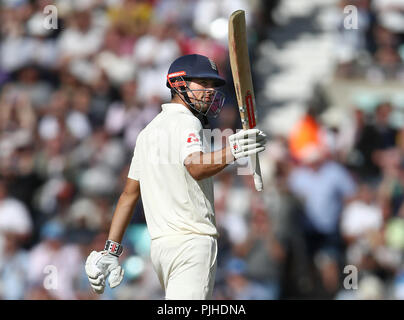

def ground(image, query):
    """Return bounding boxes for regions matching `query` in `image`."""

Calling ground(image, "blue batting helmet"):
[166,54,226,88]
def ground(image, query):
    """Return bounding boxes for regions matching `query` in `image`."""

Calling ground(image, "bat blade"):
[228,10,263,192]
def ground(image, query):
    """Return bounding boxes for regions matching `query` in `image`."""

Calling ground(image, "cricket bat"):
[228,10,263,192]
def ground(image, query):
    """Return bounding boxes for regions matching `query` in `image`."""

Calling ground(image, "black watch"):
[104,240,123,257]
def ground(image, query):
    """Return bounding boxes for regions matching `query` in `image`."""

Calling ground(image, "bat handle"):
[250,153,263,191]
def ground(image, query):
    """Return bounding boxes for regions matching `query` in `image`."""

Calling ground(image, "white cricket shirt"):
[128,103,218,240]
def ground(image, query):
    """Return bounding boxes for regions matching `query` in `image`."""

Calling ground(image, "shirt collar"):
[161,103,195,116]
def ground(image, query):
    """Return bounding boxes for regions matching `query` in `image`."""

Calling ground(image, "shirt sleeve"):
[128,137,141,181]
[179,116,204,165]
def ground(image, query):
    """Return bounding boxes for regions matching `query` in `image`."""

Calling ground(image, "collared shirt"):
[128,103,218,240]
[288,161,356,234]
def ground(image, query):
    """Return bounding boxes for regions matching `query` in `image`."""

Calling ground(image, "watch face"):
[105,240,123,256]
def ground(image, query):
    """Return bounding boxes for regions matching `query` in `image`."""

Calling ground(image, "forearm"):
[186,146,235,180]
[108,191,140,243]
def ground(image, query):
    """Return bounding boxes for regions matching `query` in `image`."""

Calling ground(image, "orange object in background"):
[288,114,324,162]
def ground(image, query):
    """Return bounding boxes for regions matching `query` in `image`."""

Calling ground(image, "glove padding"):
[85,250,124,294]
[229,128,266,160]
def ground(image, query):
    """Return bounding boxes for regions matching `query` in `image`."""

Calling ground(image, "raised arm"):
[184,128,266,181]
[184,147,234,181]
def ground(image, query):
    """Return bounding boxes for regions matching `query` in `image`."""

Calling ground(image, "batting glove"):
[228,128,266,160]
[85,242,125,294]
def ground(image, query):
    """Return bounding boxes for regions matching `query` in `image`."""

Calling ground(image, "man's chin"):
[192,101,209,112]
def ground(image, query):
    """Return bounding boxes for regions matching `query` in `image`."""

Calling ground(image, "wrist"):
[225,145,236,163]
[104,240,123,257]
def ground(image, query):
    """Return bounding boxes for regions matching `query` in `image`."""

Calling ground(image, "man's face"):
[186,78,217,113]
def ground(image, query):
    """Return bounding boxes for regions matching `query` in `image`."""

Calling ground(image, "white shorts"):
[150,233,217,300]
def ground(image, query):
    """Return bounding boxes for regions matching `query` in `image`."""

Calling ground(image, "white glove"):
[85,250,125,294]
[228,128,266,160]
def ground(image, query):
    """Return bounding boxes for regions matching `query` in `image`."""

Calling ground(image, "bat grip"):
[250,153,263,191]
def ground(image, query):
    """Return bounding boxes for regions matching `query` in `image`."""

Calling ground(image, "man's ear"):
[170,89,176,99]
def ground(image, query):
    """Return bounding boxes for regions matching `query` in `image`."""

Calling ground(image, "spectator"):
[0,85,37,133]
[105,80,159,150]
[0,231,30,299]
[234,202,286,300]
[288,143,357,257]
[27,220,82,300]
[222,257,273,300]
[0,177,33,259]
[9,65,53,111]
[96,26,136,86]
[377,148,403,218]
[340,183,384,245]
[57,7,105,67]
[288,141,357,297]
[338,102,398,182]
[66,86,93,141]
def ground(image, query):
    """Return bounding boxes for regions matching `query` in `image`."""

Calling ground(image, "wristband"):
[104,240,123,257]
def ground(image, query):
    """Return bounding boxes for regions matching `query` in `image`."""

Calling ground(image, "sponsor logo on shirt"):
[187,133,200,143]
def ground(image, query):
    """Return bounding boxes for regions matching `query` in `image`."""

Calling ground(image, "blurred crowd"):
[2,0,404,301]
[247,100,404,300]
[0,0,272,300]
[335,0,404,80]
